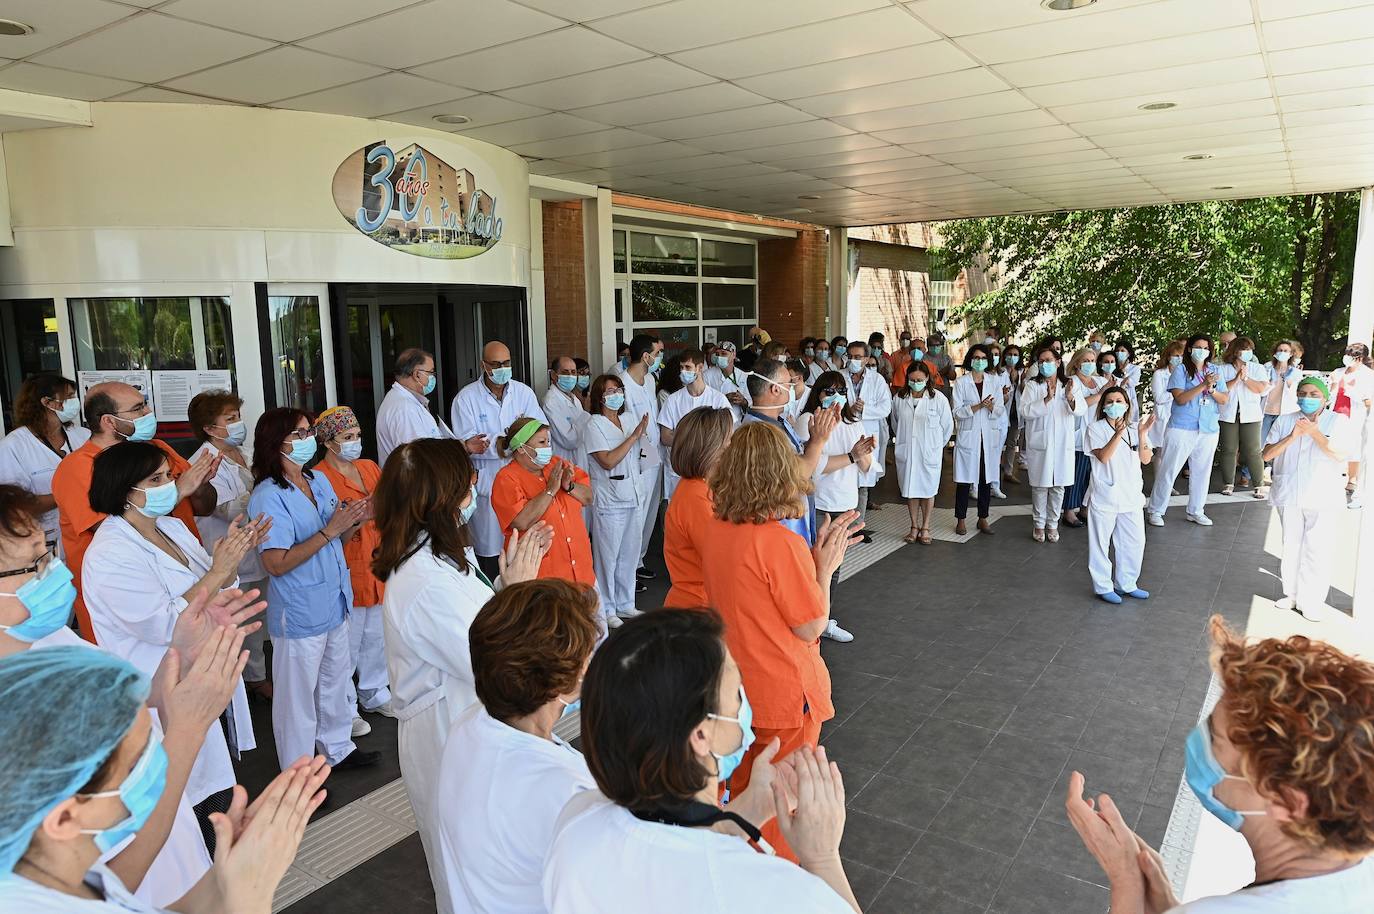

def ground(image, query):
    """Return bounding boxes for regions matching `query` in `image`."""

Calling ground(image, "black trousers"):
[955,451,992,520]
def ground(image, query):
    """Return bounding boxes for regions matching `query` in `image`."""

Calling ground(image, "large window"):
[928,268,955,335]
[612,228,756,358]
[0,299,60,431]
[267,295,327,415]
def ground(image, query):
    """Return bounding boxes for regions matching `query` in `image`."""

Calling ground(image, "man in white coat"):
[843,341,891,539]
[705,339,752,422]
[618,333,664,584]
[375,348,454,465]
[542,355,590,470]
[451,340,547,579]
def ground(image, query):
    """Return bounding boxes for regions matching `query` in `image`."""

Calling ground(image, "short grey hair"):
[394,348,433,379]
[745,358,787,400]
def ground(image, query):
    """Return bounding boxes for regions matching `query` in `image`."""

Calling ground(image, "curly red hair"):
[1209,616,1374,856]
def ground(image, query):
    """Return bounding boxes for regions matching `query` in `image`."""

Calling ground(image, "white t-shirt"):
[542,791,854,914]
[582,413,640,510]
[438,703,593,914]
[1166,857,1374,913]
[1085,418,1146,513]
[795,412,864,512]
[0,863,166,912]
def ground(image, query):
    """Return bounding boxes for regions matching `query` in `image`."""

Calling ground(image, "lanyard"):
[401,535,494,589]
[629,800,773,855]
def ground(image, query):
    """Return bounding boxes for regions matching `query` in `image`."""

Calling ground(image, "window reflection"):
[268,296,327,415]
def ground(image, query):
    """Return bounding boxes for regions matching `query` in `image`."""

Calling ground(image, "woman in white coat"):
[1019,344,1086,543]
[842,343,891,524]
[986,343,1012,499]
[952,345,1004,536]
[0,374,90,550]
[893,362,953,544]
[370,438,551,914]
[1085,387,1155,604]
[1327,342,1374,509]
[81,442,266,830]
[1263,377,1358,621]
[1063,349,1109,528]
[583,374,649,627]
[1147,341,1184,455]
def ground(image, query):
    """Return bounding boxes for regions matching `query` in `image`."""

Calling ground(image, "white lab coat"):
[893,393,953,499]
[1085,419,1147,513]
[1328,364,1374,428]
[542,386,590,470]
[192,443,265,582]
[1148,367,1175,449]
[376,381,454,466]
[704,364,751,422]
[1264,362,1303,417]
[542,791,855,914]
[657,385,730,498]
[30,627,210,908]
[584,413,643,615]
[450,379,547,557]
[381,540,495,914]
[845,369,892,486]
[1218,362,1272,424]
[437,703,594,914]
[0,424,90,544]
[82,515,253,806]
[1019,378,1087,487]
[952,373,1005,484]
[1072,374,1107,450]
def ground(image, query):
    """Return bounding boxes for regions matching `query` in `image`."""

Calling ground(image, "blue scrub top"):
[248,472,352,639]
[1167,363,1226,434]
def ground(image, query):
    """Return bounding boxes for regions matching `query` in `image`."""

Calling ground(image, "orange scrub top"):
[663,476,713,608]
[52,438,201,641]
[315,459,385,608]
[491,456,595,586]
[893,357,945,391]
[697,516,833,731]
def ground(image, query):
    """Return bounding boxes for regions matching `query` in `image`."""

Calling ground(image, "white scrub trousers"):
[240,577,269,683]
[1087,507,1145,595]
[1278,506,1336,610]
[272,623,357,770]
[1148,427,1219,518]
[592,505,640,616]
[634,471,662,566]
[1031,486,1065,529]
[346,604,391,711]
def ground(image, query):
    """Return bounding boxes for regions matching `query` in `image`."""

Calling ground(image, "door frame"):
[263,282,337,409]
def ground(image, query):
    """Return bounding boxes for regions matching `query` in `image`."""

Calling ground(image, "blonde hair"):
[1065,348,1095,376]
[1155,340,1185,370]
[708,422,811,524]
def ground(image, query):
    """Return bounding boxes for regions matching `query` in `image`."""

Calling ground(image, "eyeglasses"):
[113,401,148,415]
[285,428,314,441]
[484,359,513,368]
[819,386,844,397]
[0,545,56,581]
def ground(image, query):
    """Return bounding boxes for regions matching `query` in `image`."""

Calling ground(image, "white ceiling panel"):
[1281,86,1374,111]
[741,133,890,163]
[165,47,386,105]
[1284,103,1374,125]
[568,83,767,127]
[515,0,670,19]
[500,58,713,109]
[969,157,1130,181]
[0,62,138,101]
[843,164,967,187]
[875,109,1060,145]
[1046,79,1273,126]
[1115,141,1289,167]
[556,141,713,168]
[1266,36,1374,74]
[1021,57,1270,108]
[833,90,1034,133]
[790,68,1008,119]
[0,0,134,57]
[775,145,931,172]
[511,128,663,158]
[904,0,1160,38]
[108,86,236,104]
[936,137,1098,166]
[1274,64,1374,95]
[666,161,784,182]
[668,7,938,80]
[897,124,1081,156]
[409,27,647,92]
[1070,99,1277,138]
[275,72,469,118]
[691,120,855,153]
[588,0,888,55]
[31,13,274,84]
[635,103,813,141]
[1087,117,1282,150]
[160,0,415,42]
[632,154,755,177]
[299,0,565,69]
[464,113,616,147]
[734,42,977,101]
[993,27,1260,88]
[378,94,550,131]
[1263,6,1374,50]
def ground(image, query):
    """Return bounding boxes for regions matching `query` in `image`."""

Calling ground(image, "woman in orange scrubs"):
[662,406,734,608]
[697,422,858,860]
[491,417,595,586]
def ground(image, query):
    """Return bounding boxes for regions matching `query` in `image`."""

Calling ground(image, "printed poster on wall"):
[332,139,503,260]
[151,370,234,422]
[77,370,153,407]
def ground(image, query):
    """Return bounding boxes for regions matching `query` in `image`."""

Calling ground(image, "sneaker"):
[1186,513,1213,526]
[1275,596,1296,611]
[1350,495,1364,510]
[635,567,657,580]
[1116,588,1151,600]
[351,716,372,738]
[1253,486,1269,500]
[616,607,643,620]
[1297,603,1328,622]
[1221,485,1233,497]
[1146,513,1165,527]
[364,700,397,718]
[990,485,1007,499]
[604,614,623,629]
[334,749,381,771]
[1097,591,1124,604]
[821,620,854,643]
[635,581,648,593]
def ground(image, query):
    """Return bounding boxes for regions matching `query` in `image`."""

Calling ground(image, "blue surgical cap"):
[0,645,148,872]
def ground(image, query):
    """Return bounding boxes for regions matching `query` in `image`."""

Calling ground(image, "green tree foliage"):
[932,192,1361,369]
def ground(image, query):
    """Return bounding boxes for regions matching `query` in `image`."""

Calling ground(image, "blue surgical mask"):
[1007,355,1020,366]
[556,374,578,393]
[1191,347,1209,363]
[991,355,1001,367]
[422,374,437,396]
[1184,720,1265,831]
[931,345,943,354]
[1298,397,1323,415]
[618,357,629,371]
[220,421,247,447]
[1117,350,1129,362]
[707,685,755,783]
[51,397,81,424]
[847,358,864,374]
[131,481,178,518]
[123,412,158,442]
[1090,341,1102,351]
[872,346,883,356]
[577,375,590,391]
[971,358,988,372]
[651,353,663,372]
[605,393,626,411]
[1274,351,1291,362]
[526,445,553,467]
[1079,363,1097,376]
[815,349,830,360]
[1040,361,1057,378]
[1240,350,1255,363]
[681,370,698,385]
[490,366,513,386]
[78,729,169,853]
[0,556,77,643]
[909,348,924,361]
[909,380,927,393]
[715,355,731,370]
[804,347,815,357]
[1104,402,1128,420]
[821,393,846,409]
[1170,355,1184,368]
[337,439,363,461]
[459,496,477,524]
[558,696,580,720]
[288,436,317,466]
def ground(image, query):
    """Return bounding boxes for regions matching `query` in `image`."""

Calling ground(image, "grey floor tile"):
[927,795,1035,858]
[1136,803,1174,849]
[850,773,952,831]
[825,718,922,771]
[882,742,973,792]
[954,672,1034,703]
[980,733,1074,780]
[955,760,1059,817]
[1001,705,1089,745]
[974,653,1050,681]
[896,832,1013,908]
[840,809,923,874]
[1017,818,1110,887]
[916,717,1000,757]
[869,877,987,914]
[932,691,1017,730]
[1054,748,1158,807]
[899,659,974,690]
[990,860,1111,914]
[842,859,894,911]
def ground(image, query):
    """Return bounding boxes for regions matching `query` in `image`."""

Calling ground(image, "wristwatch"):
[847,452,856,464]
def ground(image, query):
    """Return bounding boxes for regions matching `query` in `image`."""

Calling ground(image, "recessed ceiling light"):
[1041,0,1097,10]
[1213,185,1235,190]
[797,194,822,200]
[1183,153,1214,161]
[1138,101,1177,111]
[0,18,33,36]
[432,114,471,125]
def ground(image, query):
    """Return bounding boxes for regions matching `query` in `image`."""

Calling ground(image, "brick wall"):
[541,200,588,363]
[757,228,828,348]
